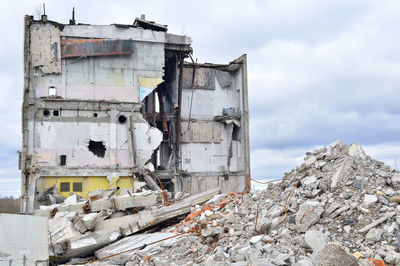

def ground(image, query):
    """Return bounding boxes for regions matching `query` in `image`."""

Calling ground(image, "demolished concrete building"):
[20,14,250,213]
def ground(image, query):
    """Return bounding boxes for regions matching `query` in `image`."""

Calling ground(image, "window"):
[73,182,82,192]
[60,155,66,166]
[60,182,70,192]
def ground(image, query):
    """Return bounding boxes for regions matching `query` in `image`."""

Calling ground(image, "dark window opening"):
[118,115,127,124]
[43,109,50,117]
[93,112,98,117]
[73,182,82,192]
[60,182,70,192]
[88,140,106,158]
[160,179,174,192]
[232,125,240,141]
[53,110,59,116]
[60,155,66,166]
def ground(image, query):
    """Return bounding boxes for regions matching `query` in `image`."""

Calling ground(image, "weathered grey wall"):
[31,112,162,168]
[34,42,164,102]
[28,23,165,170]
[180,67,244,173]
[22,18,249,212]
[0,214,48,265]
[178,64,248,194]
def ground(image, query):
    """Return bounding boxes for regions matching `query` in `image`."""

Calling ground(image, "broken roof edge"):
[184,54,247,72]
[133,17,168,32]
[25,15,192,41]
[26,15,65,30]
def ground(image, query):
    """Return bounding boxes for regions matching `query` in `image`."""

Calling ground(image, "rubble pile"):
[38,182,218,263]
[91,140,400,266]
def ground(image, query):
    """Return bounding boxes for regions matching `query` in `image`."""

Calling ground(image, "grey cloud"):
[1,0,400,196]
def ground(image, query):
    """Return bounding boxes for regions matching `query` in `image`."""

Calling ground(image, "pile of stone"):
[90,140,400,266]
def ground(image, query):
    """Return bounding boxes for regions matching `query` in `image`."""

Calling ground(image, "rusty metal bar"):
[157,89,168,133]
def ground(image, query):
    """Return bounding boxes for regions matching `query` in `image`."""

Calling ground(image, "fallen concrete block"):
[34,202,86,217]
[73,210,110,234]
[358,212,396,233]
[392,173,400,188]
[89,191,160,212]
[34,191,160,217]
[143,174,161,191]
[49,215,80,244]
[295,201,323,233]
[348,143,366,159]
[51,188,219,263]
[312,244,358,266]
[94,232,179,264]
[305,229,327,253]
[89,189,115,202]
[331,158,351,189]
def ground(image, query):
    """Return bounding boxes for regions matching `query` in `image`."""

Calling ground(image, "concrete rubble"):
[41,187,219,263]
[34,140,400,265]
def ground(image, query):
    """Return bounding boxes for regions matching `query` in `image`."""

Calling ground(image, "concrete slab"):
[95,232,179,264]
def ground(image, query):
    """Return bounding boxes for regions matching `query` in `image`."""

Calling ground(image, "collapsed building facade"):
[20,14,250,213]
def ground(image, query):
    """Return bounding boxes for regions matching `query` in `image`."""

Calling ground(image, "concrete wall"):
[34,42,164,102]
[0,214,48,265]
[178,63,249,194]
[180,66,245,174]
[27,22,165,171]
[21,18,249,211]
[31,111,162,168]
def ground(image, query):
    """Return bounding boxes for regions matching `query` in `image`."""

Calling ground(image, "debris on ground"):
[40,140,400,265]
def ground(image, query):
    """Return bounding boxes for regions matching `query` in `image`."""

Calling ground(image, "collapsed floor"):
[41,140,400,265]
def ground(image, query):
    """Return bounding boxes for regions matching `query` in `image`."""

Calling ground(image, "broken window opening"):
[88,140,106,158]
[53,110,59,116]
[232,125,240,141]
[118,115,127,124]
[60,155,66,166]
[48,86,56,96]
[73,182,82,192]
[43,109,50,117]
[60,182,70,192]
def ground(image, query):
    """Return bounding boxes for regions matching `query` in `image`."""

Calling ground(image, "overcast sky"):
[1,0,400,196]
